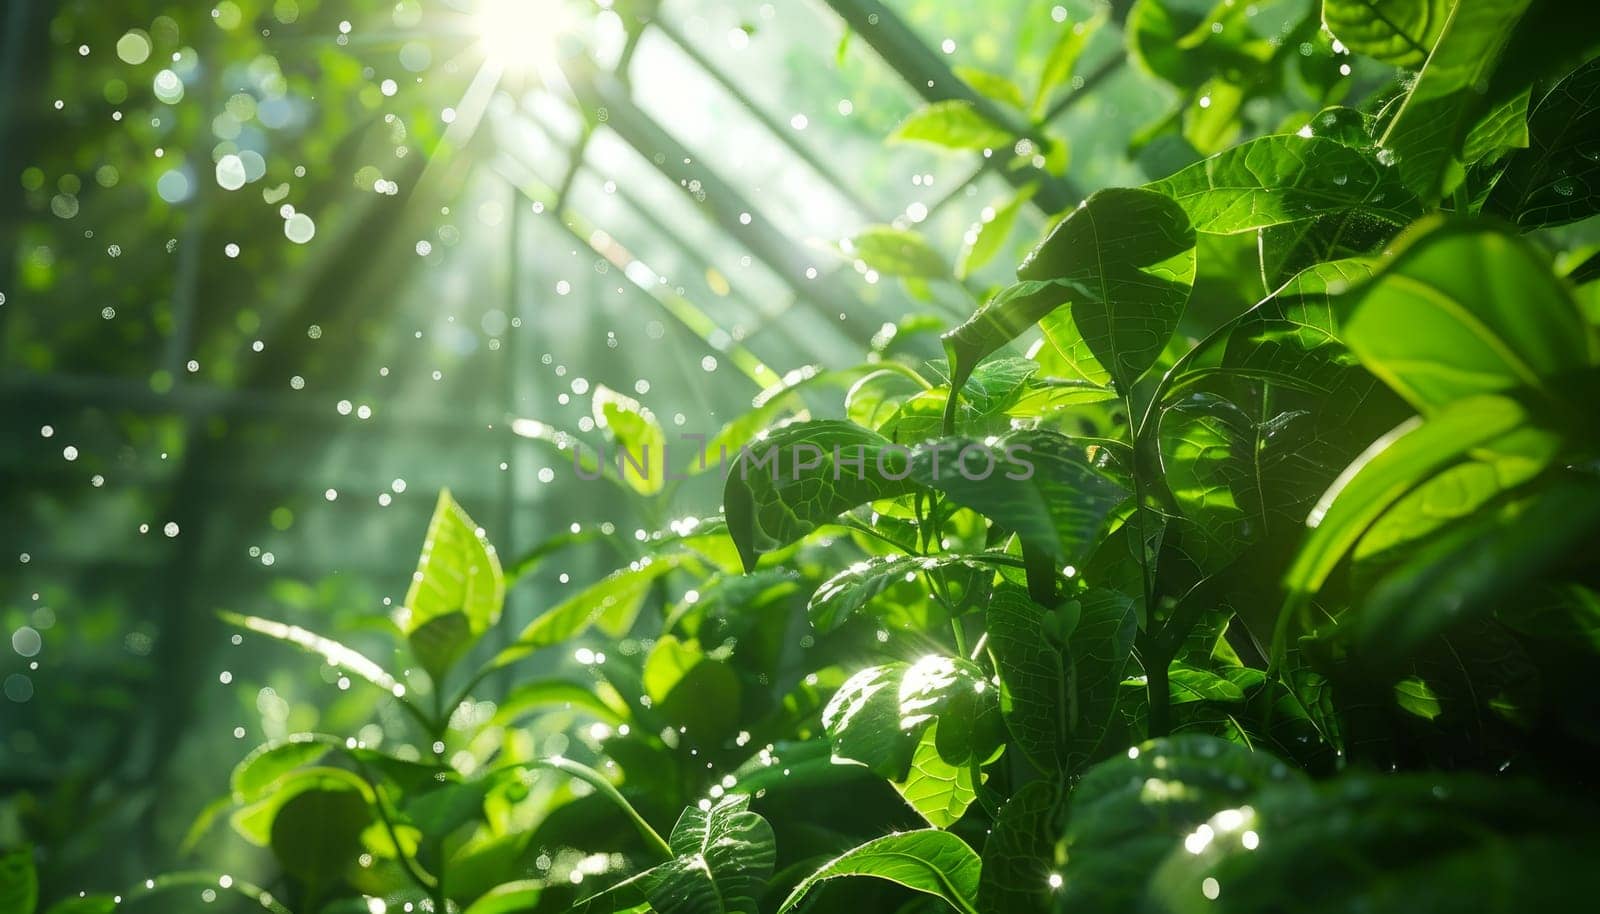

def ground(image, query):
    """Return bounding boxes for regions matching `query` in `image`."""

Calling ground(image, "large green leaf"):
[1342,220,1590,415]
[1378,0,1536,203]
[977,780,1066,914]
[1147,135,1421,234]
[1488,57,1600,230]
[944,187,1196,393]
[1146,773,1600,913]
[1322,0,1452,68]
[723,420,922,572]
[1057,735,1304,912]
[488,554,684,671]
[821,655,992,779]
[1339,476,1600,669]
[777,830,981,914]
[986,586,1137,772]
[268,780,373,893]
[462,880,545,914]
[402,489,505,680]
[1275,394,1543,655]
[575,795,776,914]
[909,429,1129,570]
[889,100,1013,152]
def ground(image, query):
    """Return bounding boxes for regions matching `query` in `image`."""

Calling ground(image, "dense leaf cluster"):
[11,0,1600,912]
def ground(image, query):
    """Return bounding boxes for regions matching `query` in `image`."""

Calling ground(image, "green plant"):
[11,1,1600,912]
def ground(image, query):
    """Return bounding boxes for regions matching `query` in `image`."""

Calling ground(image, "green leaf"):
[462,880,544,914]
[956,184,1036,279]
[268,780,373,893]
[977,780,1066,914]
[231,734,338,801]
[219,611,405,698]
[491,678,629,728]
[1341,476,1600,669]
[1342,219,1590,415]
[723,420,922,572]
[821,656,991,779]
[1378,0,1536,203]
[777,830,981,914]
[953,65,1026,110]
[893,726,978,829]
[845,226,950,279]
[1147,135,1421,234]
[1393,676,1443,720]
[1488,57,1600,230]
[663,794,776,914]
[808,553,992,632]
[488,554,683,671]
[643,635,742,743]
[1146,773,1600,913]
[1170,664,1247,703]
[1321,0,1452,68]
[1126,0,1275,91]
[700,365,881,472]
[889,100,1014,152]
[402,490,505,681]
[1057,734,1303,912]
[1032,10,1106,119]
[0,846,37,914]
[909,429,1129,569]
[594,385,668,495]
[986,585,1137,772]
[945,187,1195,392]
[1275,394,1543,655]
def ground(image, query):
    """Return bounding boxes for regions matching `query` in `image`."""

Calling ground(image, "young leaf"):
[488,554,683,671]
[808,553,993,632]
[1487,57,1600,230]
[593,385,668,495]
[219,611,405,698]
[663,794,776,914]
[955,183,1036,279]
[889,100,1014,152]
[1146,135,1421,234]
[986,585,1137,772]
[402,490,505,681]
[723,420,922,572]
[946,187,1195,393]
[1321,0,1452,68]
[953,65,1026,111]
[845,226,951,279]
[1032,11,1105,119]
[1342,220,1590,415]
[777,830,982,914]
[1377,0,1536,203]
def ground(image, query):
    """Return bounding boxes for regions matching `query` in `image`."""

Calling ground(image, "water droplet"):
[284,212,316,244]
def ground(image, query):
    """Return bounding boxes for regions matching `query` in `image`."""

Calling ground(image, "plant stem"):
[528,756,674,861]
